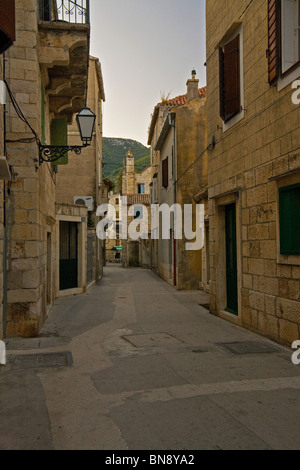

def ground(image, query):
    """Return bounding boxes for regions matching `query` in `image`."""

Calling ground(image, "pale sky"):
[90,0,207,147]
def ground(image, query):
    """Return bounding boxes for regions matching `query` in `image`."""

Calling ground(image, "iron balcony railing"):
[39,0,90,25]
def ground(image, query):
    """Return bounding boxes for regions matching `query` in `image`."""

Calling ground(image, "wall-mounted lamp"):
[208,135,216,150]
[39,107,96,164]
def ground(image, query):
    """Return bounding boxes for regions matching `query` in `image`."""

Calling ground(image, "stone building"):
[0,0,16,339]
[55,55,107,290]
[148,76,207,289]
[2,0,91,337]
[105,192,122,264]
[122,150,152,195]
[121,151,151,268]
[206,0,300,344]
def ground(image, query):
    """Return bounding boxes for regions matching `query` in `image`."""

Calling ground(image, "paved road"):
[1,265,300,450]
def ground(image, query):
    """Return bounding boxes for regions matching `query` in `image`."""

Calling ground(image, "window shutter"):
[0,0,15,54]
[50,118,68,166]
[162,157,169,188]
[223,35,240,122]
[279,184,300,255]
[39,0,52,21]
[268,0,279,83]
[219,47,226,122]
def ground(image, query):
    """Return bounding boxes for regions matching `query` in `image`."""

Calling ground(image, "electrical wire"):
[4,79,40,145]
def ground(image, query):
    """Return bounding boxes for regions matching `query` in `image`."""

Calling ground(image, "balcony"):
[38,0,90,122]
[39,0,90,24]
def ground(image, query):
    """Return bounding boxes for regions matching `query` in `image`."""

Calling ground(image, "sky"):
[89,0,207,147]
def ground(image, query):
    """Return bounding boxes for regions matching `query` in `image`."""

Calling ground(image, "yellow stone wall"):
[149,92,207,290]
[176,96,207,290]
[0,57,4,338]
[206,0,300,344]
[56,57,105,208]
[4,0,57,337]
[55,56,106,283]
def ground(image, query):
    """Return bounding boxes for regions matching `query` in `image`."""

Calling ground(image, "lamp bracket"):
[39,143,88,164]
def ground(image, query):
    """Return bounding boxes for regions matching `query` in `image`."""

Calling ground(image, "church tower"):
[123,150,136,194]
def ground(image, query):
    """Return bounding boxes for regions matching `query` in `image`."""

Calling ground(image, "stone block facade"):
[206,0,300,345]
[148,79,207,290]
[4,0,55,337]
[55,56,107,285]
[2,0,90,337]
[0,57,4,339]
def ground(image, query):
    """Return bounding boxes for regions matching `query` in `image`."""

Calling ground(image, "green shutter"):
[50,118,68,165]
[279,183,300,255]
[41,83,46,144]
[225,203,238,315]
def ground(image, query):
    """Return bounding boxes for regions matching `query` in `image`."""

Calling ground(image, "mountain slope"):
[103,138,151,181]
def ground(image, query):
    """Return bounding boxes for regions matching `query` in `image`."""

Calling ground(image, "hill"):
[103,138,151,182]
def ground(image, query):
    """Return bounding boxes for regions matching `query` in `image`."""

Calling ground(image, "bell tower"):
[124,150,135,194]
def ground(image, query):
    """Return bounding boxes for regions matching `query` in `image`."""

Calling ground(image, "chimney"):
[186,69,199,102]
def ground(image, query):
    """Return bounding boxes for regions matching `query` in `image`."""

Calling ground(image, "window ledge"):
[278,65,300,92]
[277,254,300,266]
[223,109,245,132]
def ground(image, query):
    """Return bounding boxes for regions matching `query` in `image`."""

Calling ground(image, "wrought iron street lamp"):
[39,107,96,164]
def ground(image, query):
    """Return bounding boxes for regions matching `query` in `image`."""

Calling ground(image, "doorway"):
[59,222,78,291]
[225,204,238,315]
[47,232,52,305]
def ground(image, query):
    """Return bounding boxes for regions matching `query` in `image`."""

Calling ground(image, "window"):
[138,184,145,194]
[152,176,158,204]
[219,35,241,122]
[0,0,15,54]
[39,0,52,21]
[162,157,169,188]
[279,183,300,255]
[281,0,300,74]
[268,0,300,83]
[134,206,143,220]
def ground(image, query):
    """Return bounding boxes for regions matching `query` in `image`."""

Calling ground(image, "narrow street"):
[1,265,300,450]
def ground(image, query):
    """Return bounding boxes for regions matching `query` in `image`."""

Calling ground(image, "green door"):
[59,222,78,291]
[225,204,238,315]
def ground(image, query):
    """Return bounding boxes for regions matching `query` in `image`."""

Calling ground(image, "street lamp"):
[39,107,96,164]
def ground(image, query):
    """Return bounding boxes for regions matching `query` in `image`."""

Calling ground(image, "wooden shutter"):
[219,47,226,122]
[0,0,15,54]
[223,35,240,122]
[268,0,279,84]
[162,157,169,188]
[50,118,68,165]
[39,0,52,22]
[279,184,300,255]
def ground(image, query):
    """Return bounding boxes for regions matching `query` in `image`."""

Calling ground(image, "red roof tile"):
[163,87,206,107]
[148,87,206,145]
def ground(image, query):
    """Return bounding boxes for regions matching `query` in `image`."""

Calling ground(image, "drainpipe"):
[2,52,8,338]
[169,113,177,287]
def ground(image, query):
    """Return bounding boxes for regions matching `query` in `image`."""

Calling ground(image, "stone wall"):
[123,151,152,195]
[0,57,4,338]
[5,0,56,337]
[175,96,207,290]
[206,0,300,345]
[55,56,106,284]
